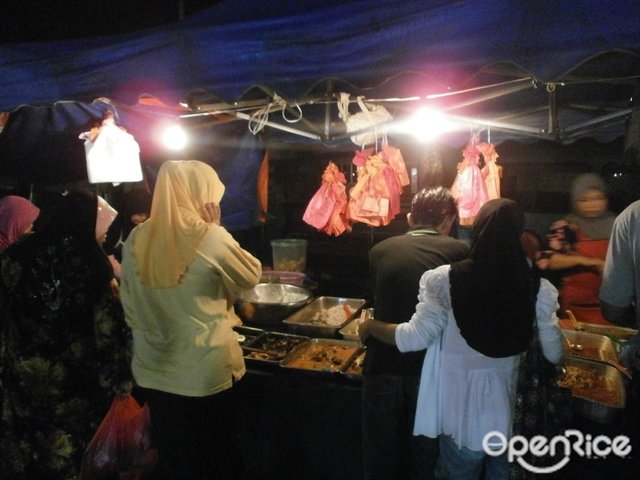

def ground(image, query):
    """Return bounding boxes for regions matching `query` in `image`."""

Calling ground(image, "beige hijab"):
[133,160,225,288]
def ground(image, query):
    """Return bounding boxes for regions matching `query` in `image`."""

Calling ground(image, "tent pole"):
[228,111,322,141]
[324,79,333,138]
[548,84,559,140]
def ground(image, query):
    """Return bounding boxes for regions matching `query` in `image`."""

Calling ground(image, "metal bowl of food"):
[235,283,312,326]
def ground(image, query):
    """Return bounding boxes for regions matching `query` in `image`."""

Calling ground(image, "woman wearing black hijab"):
[360,199,564,480]
[0,190,132,480]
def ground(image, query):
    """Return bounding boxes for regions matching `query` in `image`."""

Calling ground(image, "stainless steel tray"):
[280,338,361,373]
[339,317,361,341]
[233,325,265,347]
[574,322,638,342]
[283,296,366,338]
[339,346,367,380]
[243,331,309,364]
[562,329,620,365]
[557,356,626,424]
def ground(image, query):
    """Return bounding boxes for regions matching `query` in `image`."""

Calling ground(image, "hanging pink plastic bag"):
[303,162,351,236]
[80,394,158,480]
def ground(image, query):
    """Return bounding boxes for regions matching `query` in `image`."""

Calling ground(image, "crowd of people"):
[0,160,262,480]
[1,165,639,480]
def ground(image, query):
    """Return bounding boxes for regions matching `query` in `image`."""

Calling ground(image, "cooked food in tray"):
[557,361,624,407]
[281,339,360,373]
[562,329,619,365]
[243,332,309,363]
[233,325,264,346]
[283,296,366,331]
[245,350,284,362]
[341,348,366,377]
[309,304,354,326]
[339,317,360,341]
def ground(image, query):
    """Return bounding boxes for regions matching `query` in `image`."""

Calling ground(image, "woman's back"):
[0,191,131,480]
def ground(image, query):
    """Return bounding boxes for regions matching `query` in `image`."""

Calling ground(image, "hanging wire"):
[282,103,303,123]
[248,93,304,133]
[248,93,286,134]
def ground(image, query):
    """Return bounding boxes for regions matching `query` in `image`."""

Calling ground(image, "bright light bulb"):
[161,124,188,151]
[407,108,452,141]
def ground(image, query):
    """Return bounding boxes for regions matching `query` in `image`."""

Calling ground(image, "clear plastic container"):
[271,239,307,272]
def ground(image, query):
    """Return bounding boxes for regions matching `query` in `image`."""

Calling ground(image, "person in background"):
[0,190,131,480]
[521,228,544,265]
[103,188,152,278]
[362,186,468,480]
[0,195,40,251]
[359,199,564,480]
[104,187,152,262]
[538,172,615,324]
[120,160,262,480]
[600,198,640,331]
[599,197,640,480]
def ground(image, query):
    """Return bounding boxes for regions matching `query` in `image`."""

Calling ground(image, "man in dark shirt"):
[363,186,469,480]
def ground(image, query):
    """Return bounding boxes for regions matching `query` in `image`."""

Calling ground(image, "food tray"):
[339,347,367,380]
[562,329,620,365]
[233,325,265,347]
[574,322,638,342]
[280,338,361,373]
[283,296,366,338]
[339,317,361,341]
[243,331,309,364]
[557,357,626,424]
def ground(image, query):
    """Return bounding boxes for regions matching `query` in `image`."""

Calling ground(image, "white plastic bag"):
[81,121,143,184]
[338,94,393,147]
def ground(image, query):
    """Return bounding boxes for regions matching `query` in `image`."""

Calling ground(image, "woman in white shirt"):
[120,160,262,480]
[359,198,564,480]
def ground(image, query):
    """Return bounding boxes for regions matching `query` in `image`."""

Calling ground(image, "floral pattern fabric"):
[0,235,132,480]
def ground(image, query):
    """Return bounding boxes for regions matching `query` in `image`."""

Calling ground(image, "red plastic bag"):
[80,394,158,480]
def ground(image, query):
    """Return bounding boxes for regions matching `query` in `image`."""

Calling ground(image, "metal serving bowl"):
[235,283,312,326]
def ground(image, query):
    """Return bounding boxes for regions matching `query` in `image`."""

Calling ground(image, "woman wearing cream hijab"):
[120,160,262,480]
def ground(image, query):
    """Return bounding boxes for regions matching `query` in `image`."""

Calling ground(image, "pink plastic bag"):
[80,395,158,480]
[303,162,351,235]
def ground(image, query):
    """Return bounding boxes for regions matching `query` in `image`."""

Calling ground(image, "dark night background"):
[0,0,216,44]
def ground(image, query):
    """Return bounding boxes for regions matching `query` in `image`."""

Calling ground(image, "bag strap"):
[337,92,351,122]
[356,96,372,115]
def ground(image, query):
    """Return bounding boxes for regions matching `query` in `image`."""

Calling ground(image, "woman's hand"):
[200,202,221,224]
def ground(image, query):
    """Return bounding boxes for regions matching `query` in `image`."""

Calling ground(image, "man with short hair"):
[600,199,640,330]
[362,186,469,480]
[599,198,640,479]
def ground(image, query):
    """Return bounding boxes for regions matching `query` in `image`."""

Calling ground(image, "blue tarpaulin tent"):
[2,0,640,138]
[1,0,640,228]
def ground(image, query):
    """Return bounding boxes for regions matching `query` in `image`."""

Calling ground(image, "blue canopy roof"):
[1,0,639,230]
[1,0,639,144]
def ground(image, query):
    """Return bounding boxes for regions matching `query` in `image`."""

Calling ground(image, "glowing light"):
[402,107,454,141]
[161,124,188,150]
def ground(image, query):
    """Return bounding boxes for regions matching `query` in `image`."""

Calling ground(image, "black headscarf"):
[449,198,536,357]
[31,190,113,284]
[2,190,114,318]
[34,190,99,242]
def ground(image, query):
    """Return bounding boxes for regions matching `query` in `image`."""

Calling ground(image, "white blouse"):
[395,265,564,451]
